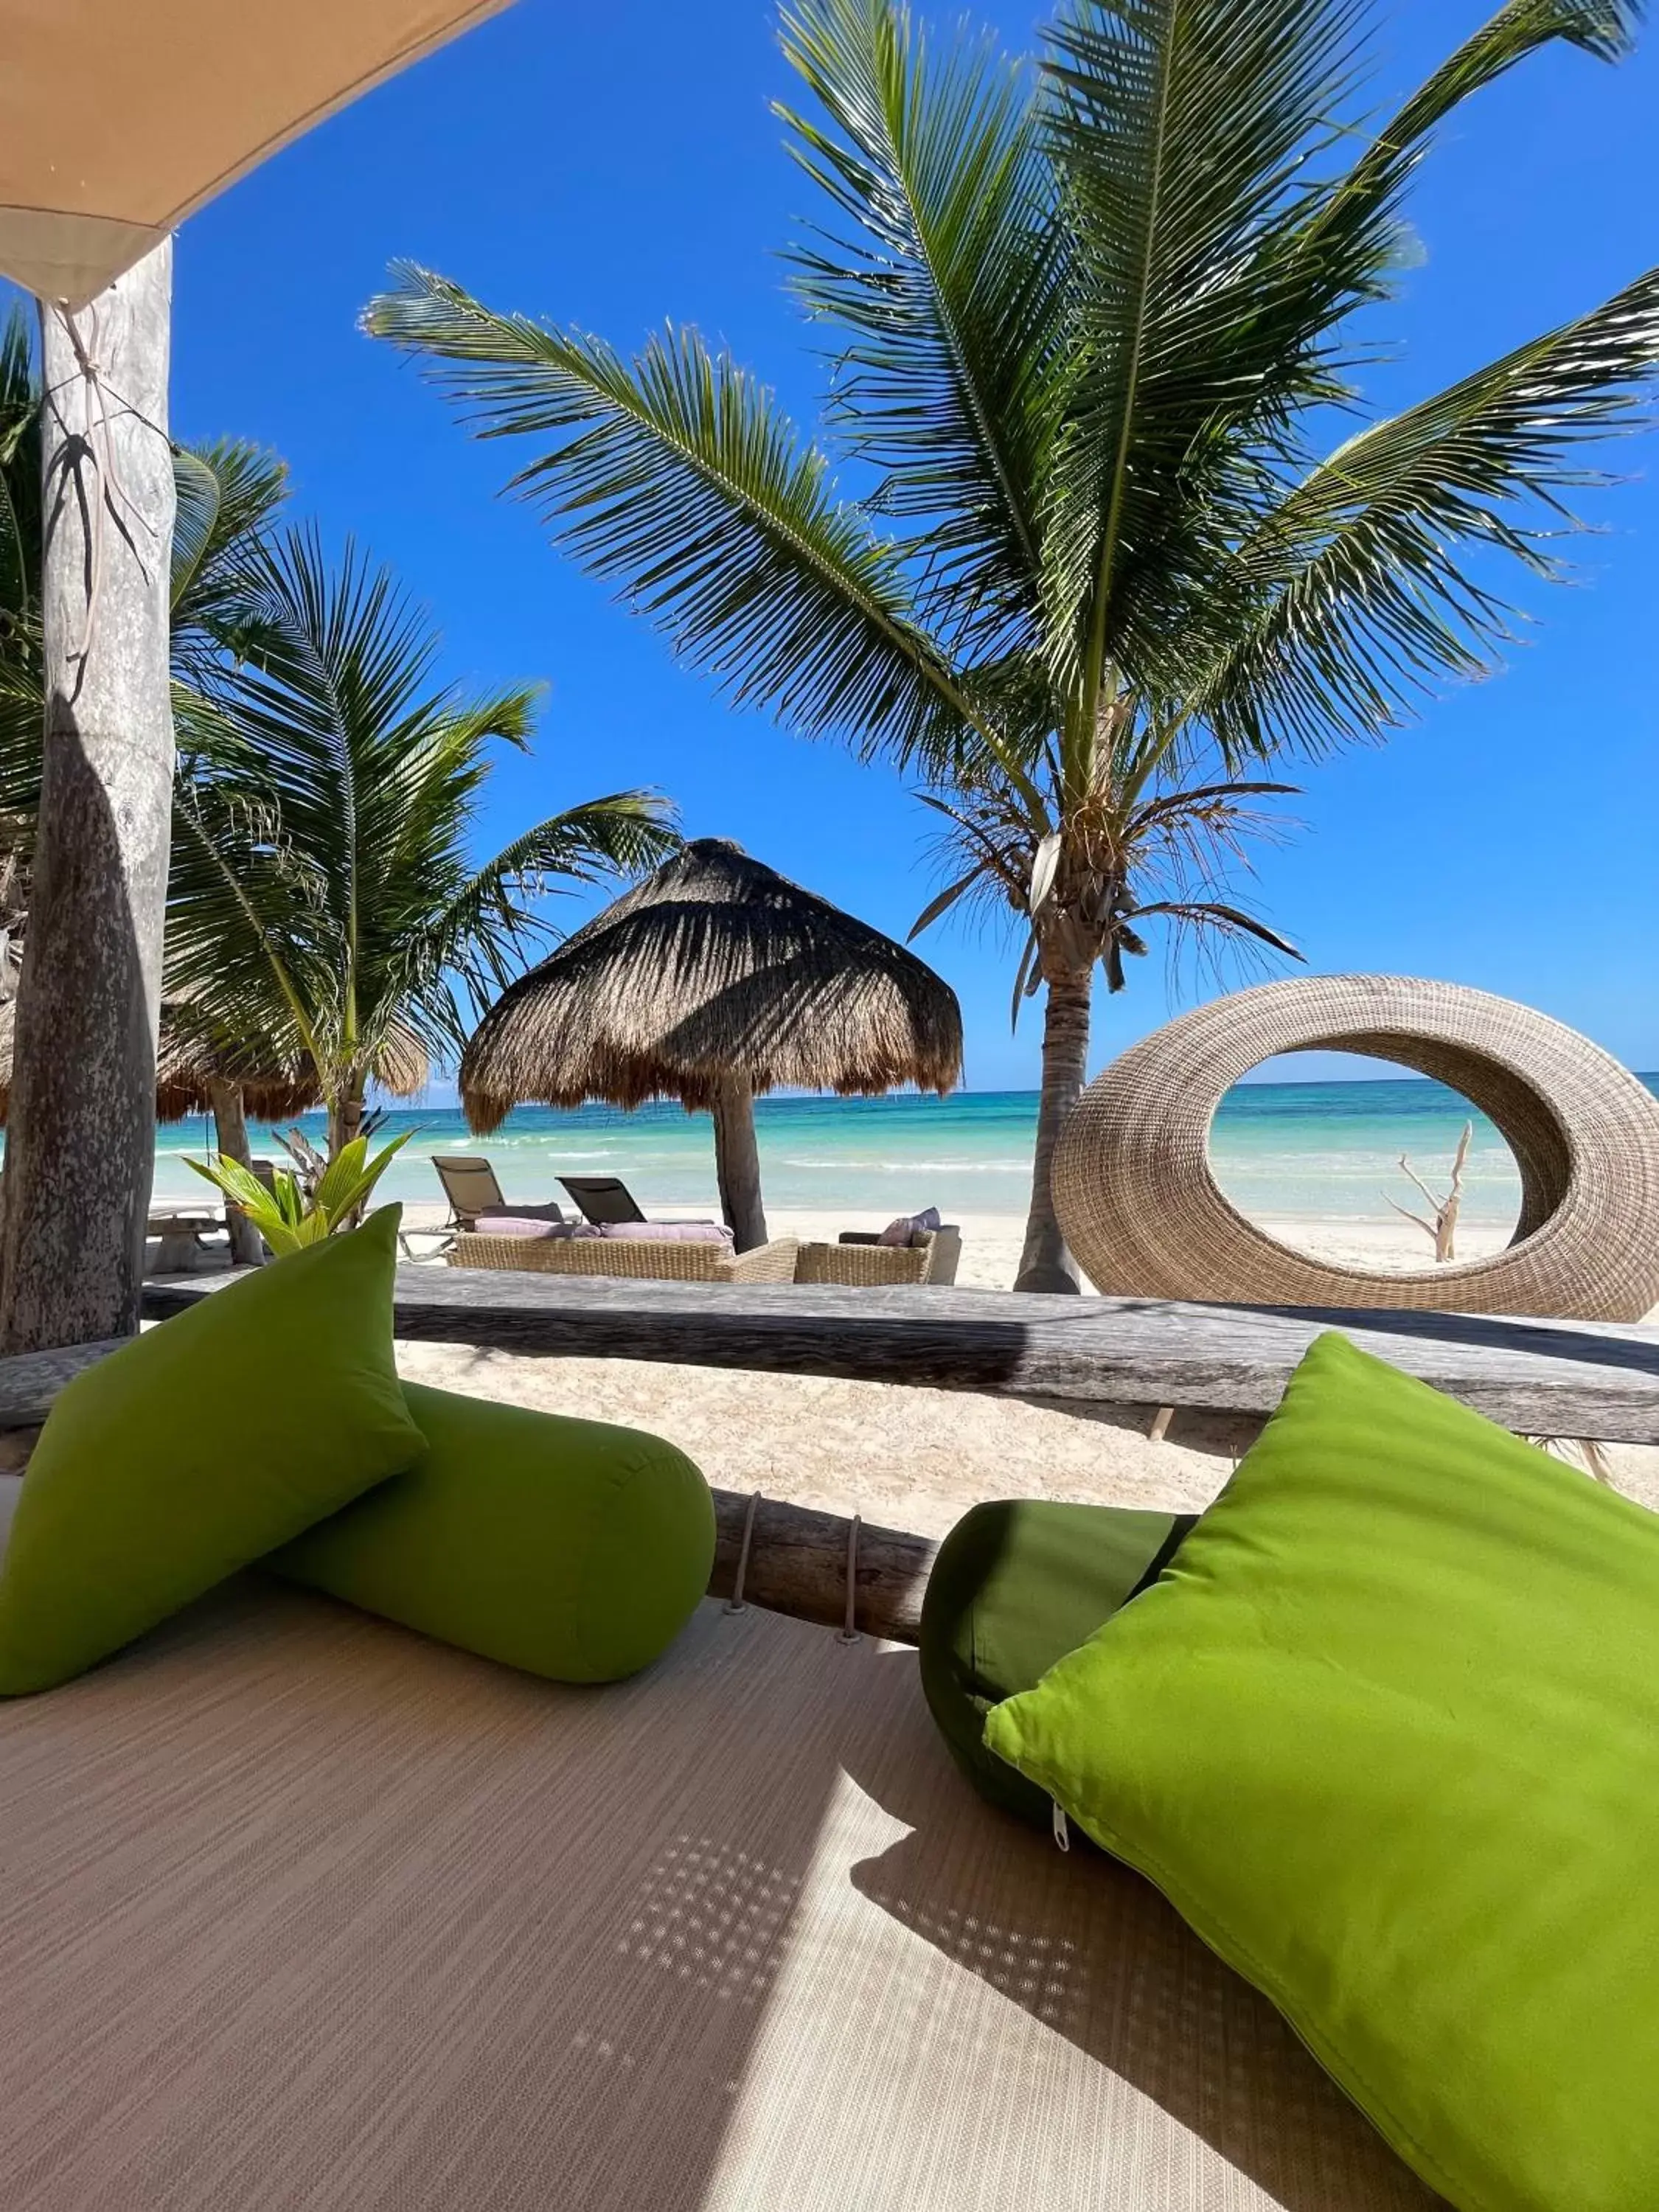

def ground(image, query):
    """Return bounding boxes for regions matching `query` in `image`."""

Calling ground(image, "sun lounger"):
[0,1577,1433,2210]
[557,1174,650,1225]
[432,1154,566,1233]
[794,1226,963,1287]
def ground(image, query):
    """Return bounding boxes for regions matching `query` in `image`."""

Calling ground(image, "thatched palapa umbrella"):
[0,996,319,1130]
[461,840,964,1250]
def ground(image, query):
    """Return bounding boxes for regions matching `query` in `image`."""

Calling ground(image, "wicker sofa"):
[448,1231,801,1284]
[793,1227,962,1287]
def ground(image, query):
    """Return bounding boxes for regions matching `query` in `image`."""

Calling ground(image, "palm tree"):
[0,301,292,964]
[365,0,1659,1287]
[167,527,679,1158]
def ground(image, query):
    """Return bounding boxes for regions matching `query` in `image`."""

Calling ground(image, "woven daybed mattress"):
[0,1583,1440,2211]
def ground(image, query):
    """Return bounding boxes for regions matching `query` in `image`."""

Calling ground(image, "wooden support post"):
[712,1075,768,1252]
[209,1079,265,1268]
[0,240,175,1352]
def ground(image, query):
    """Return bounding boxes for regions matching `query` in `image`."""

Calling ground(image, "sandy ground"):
[393,1338,1659,1539]
[394,1338,1267,1537]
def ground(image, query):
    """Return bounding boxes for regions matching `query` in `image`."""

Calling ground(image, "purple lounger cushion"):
[473,1217,595,1241]
[599,1222,734,1245]
[878,1206,942,1248]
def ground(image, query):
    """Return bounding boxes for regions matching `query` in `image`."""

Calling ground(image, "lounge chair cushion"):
[475,1216,597,1240]
[475,1211,587,1238]
[985,1330,1659,2212]
[270,1382,716,1683]
[598,1221,732,1245]
[919,1498,1192,1827]
[0,1208,422,1695]
[877,1206,941,1247]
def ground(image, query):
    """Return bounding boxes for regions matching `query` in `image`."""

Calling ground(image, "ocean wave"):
[779,1155,1028,1173]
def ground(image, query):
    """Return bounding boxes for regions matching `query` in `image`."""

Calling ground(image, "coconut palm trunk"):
[327,1086,366,1161]
[209,1077,265,1267]
[1015,964,1092,1293]
[712,1076,768,1251]
[0,240,175,1352]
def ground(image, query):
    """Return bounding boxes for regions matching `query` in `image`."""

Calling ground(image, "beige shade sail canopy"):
[0,0,513,305]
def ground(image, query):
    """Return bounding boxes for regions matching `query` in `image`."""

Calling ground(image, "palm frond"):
[169,438,289,684]
[417,791,681,1028]
[1037,0,1373,700]
[777,0,1063,652]
[1199,265,1659,759]
[0,305,41,629]
[1324,0,1641,253]
[171,525,669,1105]
[364,264,979,766]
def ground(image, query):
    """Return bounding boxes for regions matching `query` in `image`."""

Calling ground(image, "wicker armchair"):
[793,1227,961,1287]
[448,1233,800,1284]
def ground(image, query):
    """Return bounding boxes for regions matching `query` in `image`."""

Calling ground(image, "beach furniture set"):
[434,1152,965,1286]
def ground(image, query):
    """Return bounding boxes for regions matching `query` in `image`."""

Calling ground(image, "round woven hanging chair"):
[1052,975,1659,1322]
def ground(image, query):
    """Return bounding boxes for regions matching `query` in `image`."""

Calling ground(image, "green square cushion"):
[269,1381,716,1682]
[0,1208,422,1695]
[985,1332,1659,2212]
[919,1498,1193,1826]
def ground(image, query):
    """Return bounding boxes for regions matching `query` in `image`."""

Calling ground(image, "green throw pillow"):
[985,1332,1659,2212]
[919,1497,1193,1827]
[270,1381,716,1682]
[0,1207,422,1695]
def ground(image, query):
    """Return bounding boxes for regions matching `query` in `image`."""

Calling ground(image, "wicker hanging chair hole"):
[1202,1051,1524,1275]
[1052,977,1659,1323]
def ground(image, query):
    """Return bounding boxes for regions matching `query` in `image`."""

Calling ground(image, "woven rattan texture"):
[0,1579,1440,2210]
[1054,976,1659,1320]
[448,1234,801,1283]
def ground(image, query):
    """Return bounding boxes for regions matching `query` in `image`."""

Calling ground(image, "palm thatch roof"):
[460,838,963,1131]
[0,995,322,1126]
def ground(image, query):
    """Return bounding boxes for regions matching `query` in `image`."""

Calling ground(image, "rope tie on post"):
[839,1514,862,1644]
[724,1490,762,1613]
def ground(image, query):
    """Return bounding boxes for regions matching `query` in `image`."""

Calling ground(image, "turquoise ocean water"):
[149,1074,1659,1229]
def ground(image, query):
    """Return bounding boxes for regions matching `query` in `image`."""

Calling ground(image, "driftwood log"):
[708,1489,938,1644]
[0,1338,125,1427]
[142,1267,1659,1444]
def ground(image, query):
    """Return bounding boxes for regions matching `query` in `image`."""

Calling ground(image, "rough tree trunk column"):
[1015,964,1093,1294]
[712,1077,768,1252]
[327,1091,364,1160]
[209,1079,265,1268]
[0,242,175,1352]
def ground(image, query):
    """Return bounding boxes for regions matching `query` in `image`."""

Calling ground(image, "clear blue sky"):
[31,1,1659,1085]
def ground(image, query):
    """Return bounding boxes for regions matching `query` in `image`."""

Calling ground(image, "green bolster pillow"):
[919,1496,1194,1827]
[269,1382,716,1683]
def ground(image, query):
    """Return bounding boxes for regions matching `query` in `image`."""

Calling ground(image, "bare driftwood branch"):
[1386,1121,1473,1265]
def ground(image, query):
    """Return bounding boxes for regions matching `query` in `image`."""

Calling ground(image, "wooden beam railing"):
[142,1267,1659,1444]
